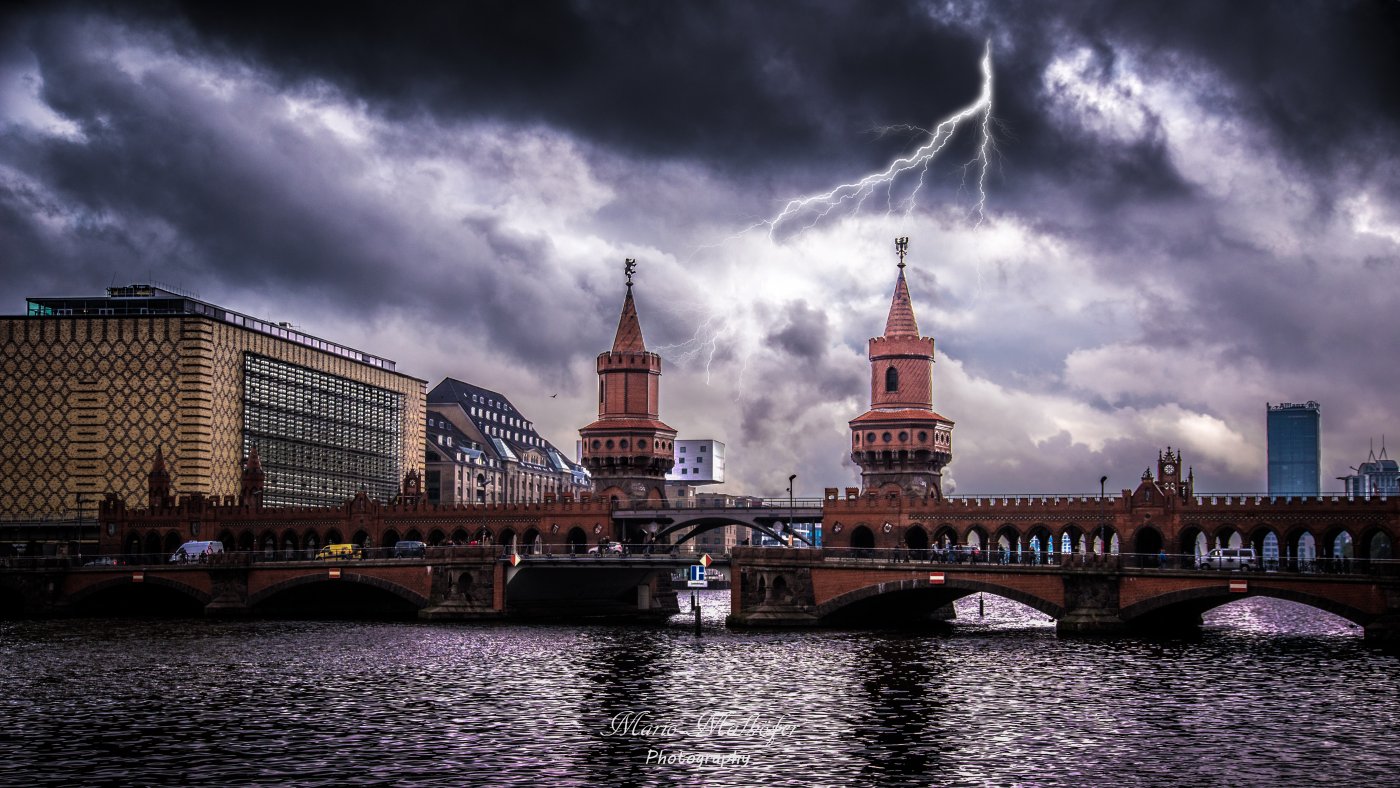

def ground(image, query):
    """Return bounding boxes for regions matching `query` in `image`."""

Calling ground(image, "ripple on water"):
[0,595,1396,787]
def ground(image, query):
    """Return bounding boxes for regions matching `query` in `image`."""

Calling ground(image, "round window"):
[898,432,909,441]
[918,431,928,442]
[639,440,647,449]
[591,440,600,450]
[866,432,877,443]
[620,439,629,449]
[882,432,892,443]
[605,439,614,449]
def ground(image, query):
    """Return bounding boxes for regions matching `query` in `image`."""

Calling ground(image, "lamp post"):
[1099,475,1108,558]
[787,474,796,548]
[75,492,83,563]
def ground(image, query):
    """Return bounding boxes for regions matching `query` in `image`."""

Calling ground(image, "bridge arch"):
[815,577,1066,624]
[1362,528,1392,560]
[1121,585,1373,629]
[653,517,791,547]
[68,574,211,615]
[248,571,428,611]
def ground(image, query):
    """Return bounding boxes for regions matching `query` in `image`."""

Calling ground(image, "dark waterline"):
[1,594,1396,787]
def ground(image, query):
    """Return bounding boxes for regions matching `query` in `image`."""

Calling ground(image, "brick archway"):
[814,577,1066,623]
[248,571,428,609]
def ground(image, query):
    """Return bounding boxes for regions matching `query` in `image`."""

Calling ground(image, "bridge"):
[0,547,690,622]
[611,498,824,547]
[727,546,1400,645]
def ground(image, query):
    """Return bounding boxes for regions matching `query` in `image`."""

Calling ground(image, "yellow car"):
[316,543,362,561]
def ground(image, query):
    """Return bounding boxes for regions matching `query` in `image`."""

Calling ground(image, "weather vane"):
[895,237,909,270]
[624,258,637,289]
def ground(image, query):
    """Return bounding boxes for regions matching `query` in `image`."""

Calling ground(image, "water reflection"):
[0,594,1396,787]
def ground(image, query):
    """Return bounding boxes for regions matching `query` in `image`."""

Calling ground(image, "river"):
[0,592,1395,787]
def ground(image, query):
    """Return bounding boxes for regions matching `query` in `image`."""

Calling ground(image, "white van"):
[170,540,225,563]
[1201,547,1256,571]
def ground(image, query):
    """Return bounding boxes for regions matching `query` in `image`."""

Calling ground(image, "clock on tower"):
[1159,447,1182,494]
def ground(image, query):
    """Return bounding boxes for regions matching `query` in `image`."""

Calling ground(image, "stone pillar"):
[1056,572,1128,636]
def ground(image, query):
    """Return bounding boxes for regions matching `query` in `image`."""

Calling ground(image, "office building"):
[1267,401,1321,496]
[1,285,426,516]
[1338,441,1399,497]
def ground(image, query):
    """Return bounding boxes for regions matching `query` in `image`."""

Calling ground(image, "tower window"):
[885,366,899,392]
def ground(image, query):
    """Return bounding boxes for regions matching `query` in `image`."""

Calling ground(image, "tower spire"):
[884,237,920,338]
[611,258,645,353]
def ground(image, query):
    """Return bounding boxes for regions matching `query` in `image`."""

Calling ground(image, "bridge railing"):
[614,498,826,511]
[739,546,1400,578]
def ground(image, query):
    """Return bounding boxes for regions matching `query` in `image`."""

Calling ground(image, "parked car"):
[392,540,426,558]
[84,556,120,567]
[588,540,625,555]
[1200,547,1256,571]
[170,541,225,563]
[316,543,362,561]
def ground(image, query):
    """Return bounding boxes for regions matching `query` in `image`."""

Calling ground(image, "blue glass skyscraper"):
[1267,402,1321,495]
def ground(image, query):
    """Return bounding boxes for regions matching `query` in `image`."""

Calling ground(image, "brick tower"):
[579,259,677,505]
[849,237,954,498]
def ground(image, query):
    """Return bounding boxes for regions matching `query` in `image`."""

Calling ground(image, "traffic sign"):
[699,554,712,567]
[510,553,522,567]
[687,564,708,588]
[929,572,945,585]
[1229,580,1247,593]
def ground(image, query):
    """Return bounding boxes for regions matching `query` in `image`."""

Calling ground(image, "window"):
[699,446,706,452]
[885,366,899,392]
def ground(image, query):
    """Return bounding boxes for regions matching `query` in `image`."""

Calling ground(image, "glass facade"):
[243,353,404,507]
[1267,402,1321,496]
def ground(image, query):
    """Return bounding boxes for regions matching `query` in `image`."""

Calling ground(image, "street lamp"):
[787,474,797,548]
[1099,475,1108,558]
[76,492,83,563]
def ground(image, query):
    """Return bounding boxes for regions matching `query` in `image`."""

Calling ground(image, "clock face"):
[1163,463,1176,475]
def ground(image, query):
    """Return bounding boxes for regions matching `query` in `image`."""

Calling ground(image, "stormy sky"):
[3,1,1398,497]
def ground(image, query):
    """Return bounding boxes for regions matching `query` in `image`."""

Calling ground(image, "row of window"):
[243,354,404,507]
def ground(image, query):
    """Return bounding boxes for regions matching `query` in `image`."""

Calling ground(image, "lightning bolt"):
[755,40,996,238]
[666,42,997,393]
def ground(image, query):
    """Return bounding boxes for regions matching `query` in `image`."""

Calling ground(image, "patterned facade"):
[1,290,425,519]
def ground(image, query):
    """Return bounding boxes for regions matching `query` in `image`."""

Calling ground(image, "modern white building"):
[666,439,725,485]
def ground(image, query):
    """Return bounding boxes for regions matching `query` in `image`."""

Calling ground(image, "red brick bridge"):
[0,549,684,621]
[727,546,1400,644]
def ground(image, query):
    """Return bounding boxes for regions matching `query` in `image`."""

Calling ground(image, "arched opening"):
[500,529,517,552]
[1059,524,1086,561]
[850,525,875,556]
[472,527,492,545]
[304,533,320,559]
[451,528,469,545]
[1369,532,1392,561]
[523,528,542,555]
[993,525,1018,564]
[1133,527,1165,568]
[1202,597,1362,637]
[144,531,162,558]
[325,529,344,546]
[254,581,419,620]
[1290,532,1318,572]
[237,531,255,552]
[281,530,300,559]
[567,527,588,554]
[1330,531,1354,573]
[1260,531,1281,571]
[965,525,987,556]
[1028,524,1054,565]
[162,532,182,557]
[884,366,899,392]
[124,533,143,558]
[904,525,928,559]
[217,529,236,552]
[382,529,402,547]
[427,529,446,546]
[404,529,423,543]
[72,583,206,618]
[260,531,277,557]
